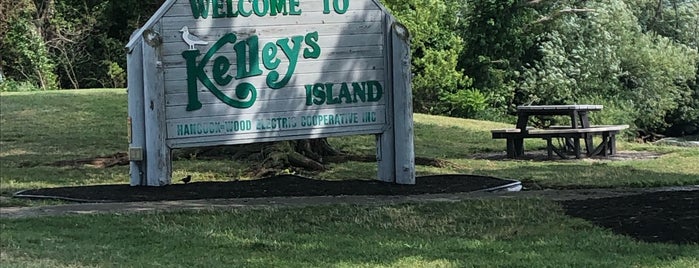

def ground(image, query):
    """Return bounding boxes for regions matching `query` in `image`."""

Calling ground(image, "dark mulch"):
[14,174,698,245]
[14,174,517,203]
[562,190,699,245]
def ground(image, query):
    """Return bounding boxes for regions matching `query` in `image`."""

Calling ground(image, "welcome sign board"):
[127,0,414,186]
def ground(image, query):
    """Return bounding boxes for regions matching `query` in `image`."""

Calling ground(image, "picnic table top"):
[517,104,603,111]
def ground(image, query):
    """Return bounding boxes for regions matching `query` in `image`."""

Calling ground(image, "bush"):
[440,89,489,118]
[0,79,41,92]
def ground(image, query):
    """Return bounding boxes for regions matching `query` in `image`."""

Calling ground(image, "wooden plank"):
[169,127,384,148]
[527,125,628,135]
[164,69,386,94]
[162,57,385,83]
[376,14,394,183]
[162,45,384,64]
[166,92,384,118]
[517,105,603,111]
[491,129,523,133]
[127,36,146,186]
[126,0,176,49]
[164,82,386,106]
[492,126,628,139]
[142,27,172,186]
[166,105,387,139]
[160,10,385,28]
[161,34,385,55]
[166,0,381,17]
[161,22,384,42]
[391,22,415,185]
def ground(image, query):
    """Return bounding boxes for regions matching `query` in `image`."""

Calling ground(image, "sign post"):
[127,0,415,186]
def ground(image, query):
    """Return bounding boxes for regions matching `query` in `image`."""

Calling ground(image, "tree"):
[459,0,541,119]
[0,0,58,90]
[518,0,698,134]
[381,0,481,117]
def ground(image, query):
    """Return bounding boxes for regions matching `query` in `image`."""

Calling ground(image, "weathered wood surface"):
[491,125,629,138]
[517,105,603,111]
[127,36,145,186]
[142,28,172,186]
[127,0,416,185]
[391,22,415,185]
[155,0,390,149]
[491,125,629,159]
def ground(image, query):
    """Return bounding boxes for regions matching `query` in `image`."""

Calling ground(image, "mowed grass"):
[2,200,699,267]
[1,89,698,202]
[1,89,699,267]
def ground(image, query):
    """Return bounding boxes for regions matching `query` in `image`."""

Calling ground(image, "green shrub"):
[0,79,41,92]
[440,89,489,118]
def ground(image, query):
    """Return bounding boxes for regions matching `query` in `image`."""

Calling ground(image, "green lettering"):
[313,83,325,105]
[252,0,269,16]
[234,36,263,79]
[333,0,349,14]
[338,83,352,104]
[226,0,238,17]
[269,0,288,16]
[238,0,252,16]
[303,32,321,59]
[182,50,204,111]
[289,0,301,15]
[322,0,331,14]
[182,33,257,110]
[266,35,303,89]
[262,42,280,70]
[325,83,341,104]
[189,0,210,19]
[213,56,233,86]
[212,0,225,18]
[352,82,366,103]
[367,80,383,102]
[305,84,313,106]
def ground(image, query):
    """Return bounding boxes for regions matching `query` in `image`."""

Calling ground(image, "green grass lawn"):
[2,200,698,267]
[1,89,698,267]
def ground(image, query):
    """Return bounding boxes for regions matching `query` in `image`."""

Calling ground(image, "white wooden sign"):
[127,0,414,186]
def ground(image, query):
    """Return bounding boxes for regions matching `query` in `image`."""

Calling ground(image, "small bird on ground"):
[181,175,192,184]
[179,26,208,50]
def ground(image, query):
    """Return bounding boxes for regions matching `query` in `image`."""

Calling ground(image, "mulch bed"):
[13,174,698,245]
[14,174,517,203]
[562,190,699,245]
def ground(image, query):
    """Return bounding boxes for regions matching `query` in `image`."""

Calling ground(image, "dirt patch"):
[49,152,129,168]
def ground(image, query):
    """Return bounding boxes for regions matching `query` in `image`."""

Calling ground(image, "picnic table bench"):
[491,105,629,159]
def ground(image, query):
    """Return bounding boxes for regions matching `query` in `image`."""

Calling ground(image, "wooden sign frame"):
[127,0,414,186]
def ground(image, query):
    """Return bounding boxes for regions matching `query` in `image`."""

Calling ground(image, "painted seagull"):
[180,26,208,50]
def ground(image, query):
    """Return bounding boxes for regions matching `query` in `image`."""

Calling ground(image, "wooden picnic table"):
[514,105,602,156]
[491,104,627,159]
[515,104,603,129]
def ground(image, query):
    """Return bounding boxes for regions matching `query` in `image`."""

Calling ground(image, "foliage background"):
[1,0,697,136]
